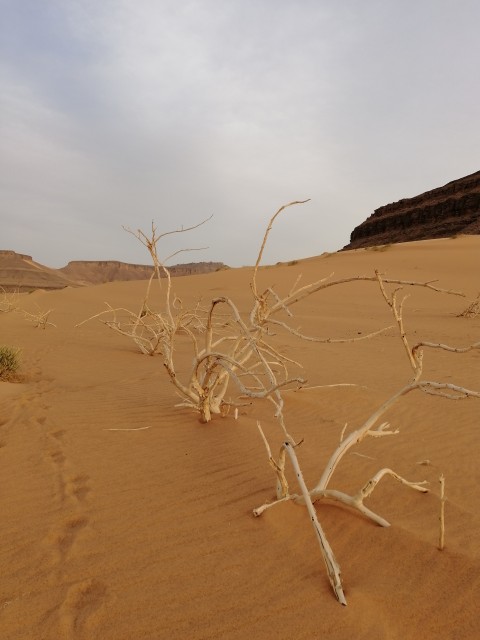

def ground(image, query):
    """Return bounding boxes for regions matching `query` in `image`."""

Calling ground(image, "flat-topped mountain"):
[0,250,77,291]
[344,170,480,250]
[0,251,226,292]
[60,260,225,286]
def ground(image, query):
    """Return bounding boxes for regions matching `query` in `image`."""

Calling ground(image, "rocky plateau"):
[345,170,480,250]
[0,251,225,292]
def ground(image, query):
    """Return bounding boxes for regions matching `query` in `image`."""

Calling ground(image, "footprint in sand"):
[47,430,67,466]
[50,428,66,441]
[66,475,91,504]
[50,449,67,466]
[48,515,89,563]
[36,380,54,394]
[60,579,107,637]
[44,430,70,505]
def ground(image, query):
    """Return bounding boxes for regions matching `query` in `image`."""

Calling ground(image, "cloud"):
[1,0,479,267]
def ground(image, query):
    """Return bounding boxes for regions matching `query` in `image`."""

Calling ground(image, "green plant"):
[0,346,20,380]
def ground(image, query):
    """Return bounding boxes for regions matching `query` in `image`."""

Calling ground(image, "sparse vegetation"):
[457,293,480,318]
[0,287,20,313]
[85,201,480,604]
[0,288,56,328]
[76,218,211,354]
[23,308,56,329]
[0,346,20,381]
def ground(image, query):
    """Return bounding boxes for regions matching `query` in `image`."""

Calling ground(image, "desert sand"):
[1,236,479,639]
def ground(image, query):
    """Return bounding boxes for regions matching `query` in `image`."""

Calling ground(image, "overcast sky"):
[1,1,478,268]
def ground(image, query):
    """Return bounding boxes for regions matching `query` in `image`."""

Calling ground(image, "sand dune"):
[1,236,479,639]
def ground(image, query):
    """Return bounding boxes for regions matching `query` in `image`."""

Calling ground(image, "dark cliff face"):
[344,170,480,250]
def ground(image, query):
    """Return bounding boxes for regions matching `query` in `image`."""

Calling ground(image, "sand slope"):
[0,237,479,639]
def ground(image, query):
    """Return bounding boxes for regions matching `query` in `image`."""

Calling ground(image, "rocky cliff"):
[60,260,226,285]
[0,251,227,292]
[344,170,480,250]
[0,251,77,291]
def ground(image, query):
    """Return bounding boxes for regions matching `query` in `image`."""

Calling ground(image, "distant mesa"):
[344,170,480,250]
[0,251,227,292]
[0,250,76,292]
[5,170,478,292]
[59,260,226,286]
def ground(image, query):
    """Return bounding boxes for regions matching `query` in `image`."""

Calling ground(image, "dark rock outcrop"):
[344,170,480,250]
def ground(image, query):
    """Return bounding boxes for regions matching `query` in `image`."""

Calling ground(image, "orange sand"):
[1,236,479,639]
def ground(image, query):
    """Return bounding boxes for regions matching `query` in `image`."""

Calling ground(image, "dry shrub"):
[0,288,20,313]
[457,294,480,318]
[88,201,480,604]
[0,346,21,381]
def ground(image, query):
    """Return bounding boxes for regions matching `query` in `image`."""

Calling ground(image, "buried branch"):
[284,440,346,605]
[251,247,479,603]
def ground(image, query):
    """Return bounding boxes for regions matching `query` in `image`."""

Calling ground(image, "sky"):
[1,0,479,268]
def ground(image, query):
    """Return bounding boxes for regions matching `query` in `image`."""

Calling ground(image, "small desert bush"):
[0,288,20,313]
[0,346,20,380]
[457,294,480,318]
[23,308,56,329]
[287,259,299,266]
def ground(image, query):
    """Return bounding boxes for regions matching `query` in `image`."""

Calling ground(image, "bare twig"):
[439,474,446,550]
[23,308,56,329]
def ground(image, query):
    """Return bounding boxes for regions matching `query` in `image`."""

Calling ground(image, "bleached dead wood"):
[0,287,20,313]
[140,202,478,602]
[76,219,210,356]
[439,474,446,550]
[86,201,479,604]
[284,441,346,605]
[252,244,479,603]
[457,294,480,318]
[23,308,56,329]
